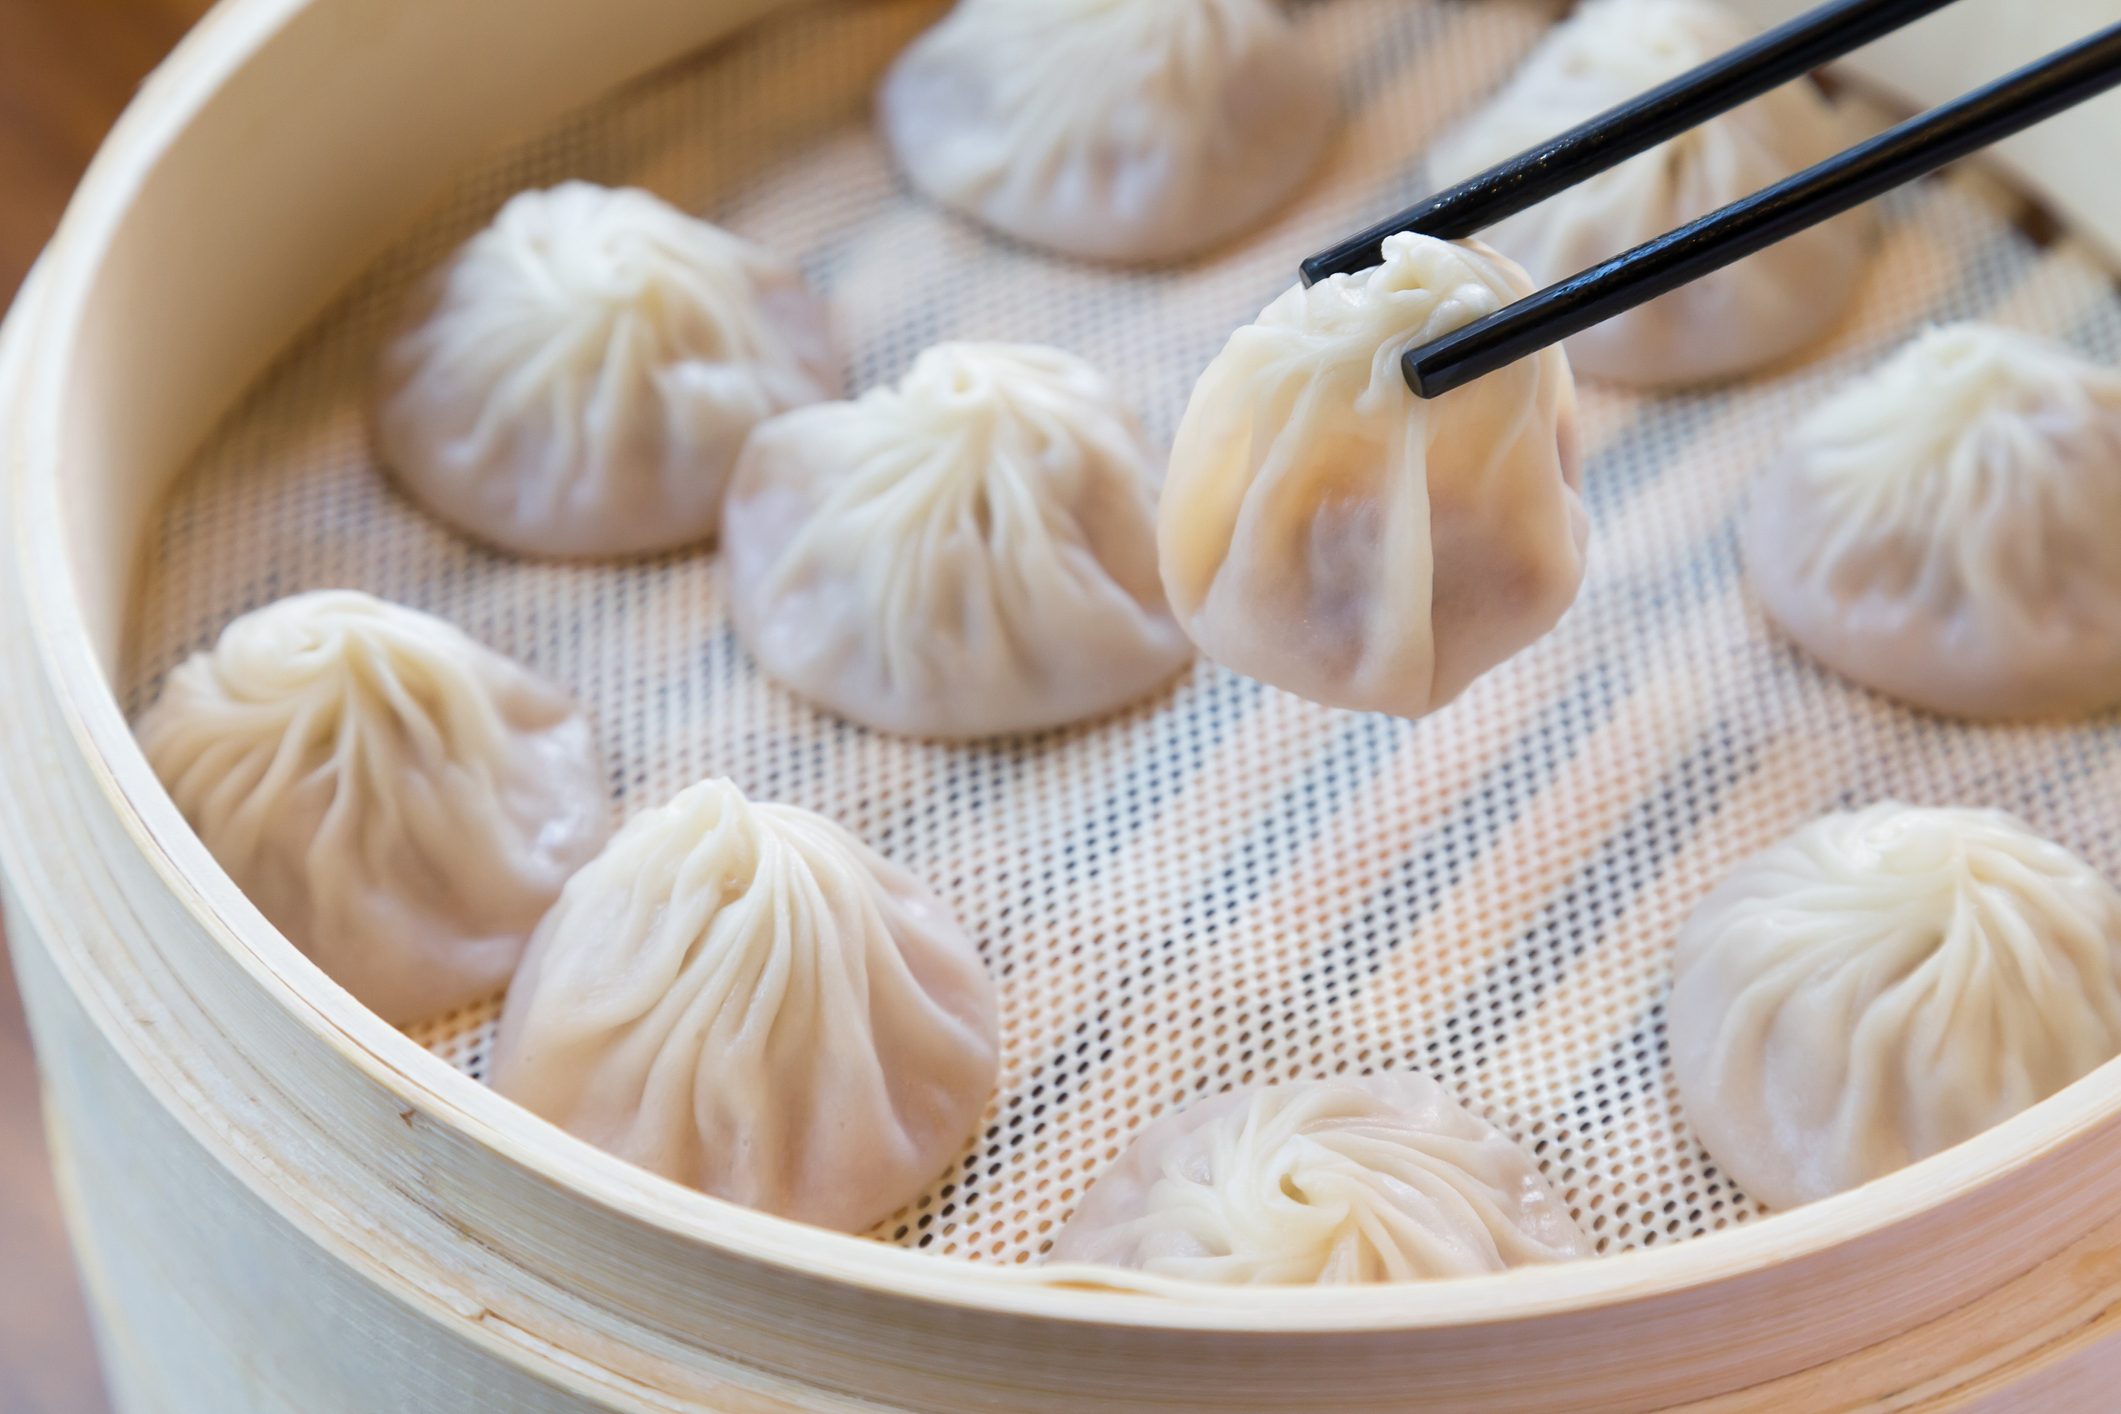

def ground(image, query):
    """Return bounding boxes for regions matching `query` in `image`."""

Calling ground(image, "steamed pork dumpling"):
[879,0,1336,263]
[1430,0,1870,386]
[1671,804,2121,1208]
[1049,1073,1592,1283]
[1745,324,2121,719]
[376,182,839,558]
[1158,231,1585,718]
[138,591,610,1025]
[724,342,1193,738]
[490,778,999,1231]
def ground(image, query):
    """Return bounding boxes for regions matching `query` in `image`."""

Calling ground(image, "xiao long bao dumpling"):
[490,778,999,1231]
[1745,323,2121,720]
[723,342,1193,738]
[878,0,1337,264]
[376,182,839,558]
[1158,232,1586,718]
[138,591,610,1025]
[1429,0,1870,386]
[1670,804,2121,1210]
[1049,1073,1593,1283]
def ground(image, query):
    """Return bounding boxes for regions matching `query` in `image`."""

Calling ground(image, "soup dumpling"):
[376,182,839,558]
[1158,231,1585,718]
[1745,323,2121,719]
[1670,803,2121,1208]
[138,591,610,1025]
[491,778,999,1231]
[879,0,1337,264]
[724,342,1193,738]
[1049,1073,1593,1283]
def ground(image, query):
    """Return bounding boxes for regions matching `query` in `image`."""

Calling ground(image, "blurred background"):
[3,4,213,1408]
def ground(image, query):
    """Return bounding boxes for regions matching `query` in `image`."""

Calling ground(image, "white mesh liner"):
[122,0,2121,1267]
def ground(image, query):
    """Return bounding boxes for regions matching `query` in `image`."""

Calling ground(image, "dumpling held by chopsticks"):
[1157,232,1587,719]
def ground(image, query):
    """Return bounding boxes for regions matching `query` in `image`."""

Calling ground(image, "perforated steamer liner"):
[121,0,2121,1268]
[10,0,2121,1408]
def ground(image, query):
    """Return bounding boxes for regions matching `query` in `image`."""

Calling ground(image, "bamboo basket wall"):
[5,0,2121,1408]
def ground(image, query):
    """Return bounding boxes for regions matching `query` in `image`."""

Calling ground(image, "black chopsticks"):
[1403,21,2121,399]
[1299,0,1961,286]
[1298,0,2121,400]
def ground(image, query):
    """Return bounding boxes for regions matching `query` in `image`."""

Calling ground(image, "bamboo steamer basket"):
[6,0,2121,1409]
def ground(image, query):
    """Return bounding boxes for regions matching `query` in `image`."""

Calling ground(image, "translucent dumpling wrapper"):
[490,778,999,1231]
[138,591,611,1025]
[1158,231,1586,718]
[1429,0,1871,386]
[376,182,840,558]
[878,0,1337,264]
[1670,803,2121,1210]
[723,342,1193,739]
[1745,323,2121,719]
[1048,1073,1593,1283]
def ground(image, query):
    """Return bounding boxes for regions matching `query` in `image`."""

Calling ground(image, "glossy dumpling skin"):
[1429,0,1870,386]
[1048,1073,1592,1283]
[1671,804,2121,1209]
[138,591,610,1025]
[490,778,999,1232]
[879,0,1336,264]
[376,182,839,558]
[1158,232,1585,718]
[724,342,1193,739]
[1745,323,2121,719]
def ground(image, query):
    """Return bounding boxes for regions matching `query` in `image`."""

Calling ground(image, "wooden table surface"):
[3,3,214,1409]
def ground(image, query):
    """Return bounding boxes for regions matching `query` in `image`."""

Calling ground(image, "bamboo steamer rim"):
[7,0,2119,1339]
